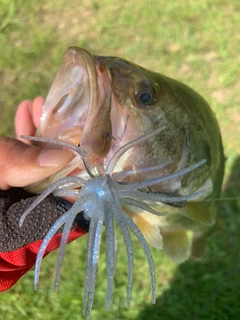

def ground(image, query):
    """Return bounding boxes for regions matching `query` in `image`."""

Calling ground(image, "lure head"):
[31,46,223,199]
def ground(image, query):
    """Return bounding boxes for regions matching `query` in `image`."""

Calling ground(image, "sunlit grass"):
[1,1,240,319]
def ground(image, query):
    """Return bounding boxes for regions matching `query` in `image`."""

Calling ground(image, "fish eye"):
[135,81,157,108]
[139,92,152,103]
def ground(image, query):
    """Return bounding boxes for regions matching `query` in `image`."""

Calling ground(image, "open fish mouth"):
[20,128,206,320]
[28,47,117,193]
[35,48,97,147]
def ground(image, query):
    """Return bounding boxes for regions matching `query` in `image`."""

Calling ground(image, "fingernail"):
[37,149,74,168]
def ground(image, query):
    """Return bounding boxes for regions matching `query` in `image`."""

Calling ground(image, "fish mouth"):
[35,47,98,148]
[26,47,124,193]
[25,48,98,193]
[35,47,115,158]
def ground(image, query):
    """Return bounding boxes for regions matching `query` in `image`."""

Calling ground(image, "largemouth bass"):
[21,47,224,318]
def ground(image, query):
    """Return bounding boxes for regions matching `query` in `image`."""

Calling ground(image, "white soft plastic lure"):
[19,127,206,319]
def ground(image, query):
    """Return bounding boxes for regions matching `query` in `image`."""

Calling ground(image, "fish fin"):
[132,215,163,249]
[123,206,163,249]
[160,229,191,263]
[191,236,207,260]
[182,202,215,225]
[191,217,223,259]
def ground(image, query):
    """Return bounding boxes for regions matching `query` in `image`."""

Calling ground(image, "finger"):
[15,100,36,143]
[0,137,74,190]
[15,97,45,143]
[31,96,45,128]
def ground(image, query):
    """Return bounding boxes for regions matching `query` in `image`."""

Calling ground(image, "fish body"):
[29,46,224,263]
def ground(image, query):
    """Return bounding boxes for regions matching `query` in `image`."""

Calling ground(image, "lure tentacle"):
[123,159,206,191]
[34,213,69,289]
[123,197,166,216]
[19,127,208,320]
[121,188,205,203]
[20,135,86,158]
[19,176,86,226]
[83,214,104,319]
[54,195,91,290]
[113,160,173,181]
[104,199,117,310]
[106,126,166,175]
[120,210,156,304]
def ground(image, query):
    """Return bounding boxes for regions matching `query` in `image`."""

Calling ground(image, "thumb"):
[0,137,74,190]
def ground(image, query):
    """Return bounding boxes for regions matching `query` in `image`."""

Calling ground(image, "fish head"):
[32,46,222,197]
[34,47,170,179]
[36,47,165,151]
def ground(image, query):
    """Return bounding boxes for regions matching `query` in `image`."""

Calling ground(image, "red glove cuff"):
[0,226,86,291]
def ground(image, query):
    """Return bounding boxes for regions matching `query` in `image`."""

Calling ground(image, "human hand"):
[0,97,87,292]
[0,97,74,190]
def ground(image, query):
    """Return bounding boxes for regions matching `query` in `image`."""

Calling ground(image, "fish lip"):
[35,47,98,148]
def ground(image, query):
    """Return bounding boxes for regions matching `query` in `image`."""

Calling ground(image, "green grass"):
[1,0,240,319]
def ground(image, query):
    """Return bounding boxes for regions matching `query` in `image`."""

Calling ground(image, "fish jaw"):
[35,47,98,147]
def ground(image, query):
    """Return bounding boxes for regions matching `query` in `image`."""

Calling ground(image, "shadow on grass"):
[138,156,240,320]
